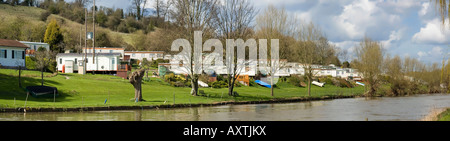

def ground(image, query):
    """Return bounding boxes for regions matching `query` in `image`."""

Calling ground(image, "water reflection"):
[1,94,449,121]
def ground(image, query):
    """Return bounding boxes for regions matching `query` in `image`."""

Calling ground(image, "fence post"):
[24,93,29,113]
[54,90,56,103]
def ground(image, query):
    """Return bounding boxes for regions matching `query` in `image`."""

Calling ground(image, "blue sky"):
[75,0,450,64]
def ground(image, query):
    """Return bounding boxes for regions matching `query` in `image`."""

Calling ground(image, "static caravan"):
[19,41,49,56]
[125,51,164,61]
[0,39,28,68]
[56,53,121,73]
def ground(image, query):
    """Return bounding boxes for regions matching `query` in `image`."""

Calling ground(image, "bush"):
[151,59,169,68]
[338,78,353,88]
[164,73,190,87]
[47,60,57,73]
[249,77,258,87]
[288,75,304,87]
[319,77,334,85]
[40,11,51,21]
[211,81,228,88]
[26,56,36,70]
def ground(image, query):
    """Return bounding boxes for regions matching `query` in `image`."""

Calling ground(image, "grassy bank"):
[438,109,450,121]
[0,69,364,111]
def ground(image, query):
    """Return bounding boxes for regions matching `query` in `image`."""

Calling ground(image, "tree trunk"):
[191,77,199,96]
[228,75,234,96]
[130,69,146,102]
[307,76,311,97]
[134,82,142,101]
[271,75,274,96]
[41,68,44,86]
[229,76,238,96]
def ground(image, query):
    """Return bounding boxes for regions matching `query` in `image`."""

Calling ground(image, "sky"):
[74,0,450,64]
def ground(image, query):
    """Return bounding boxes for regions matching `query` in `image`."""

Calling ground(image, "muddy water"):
[1,94,449,121]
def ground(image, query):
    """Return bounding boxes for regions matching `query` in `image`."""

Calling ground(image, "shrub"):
[249,77,258,87]
[338,78,353,88]
[165,73,190,87]
[288,75,303,87]
[26,56,36,70]
[323,77,334,85]
[211,81,227,88]
[40,11,51,21]
[151,59,169,68]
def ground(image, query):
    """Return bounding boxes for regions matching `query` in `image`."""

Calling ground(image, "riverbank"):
[437,109,450,121]
[0,69,365,113]
[0,95,358,113]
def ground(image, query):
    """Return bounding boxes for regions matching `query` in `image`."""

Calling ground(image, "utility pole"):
[92,0,96,64]
[84,8,87,75]
[80,25,82,53]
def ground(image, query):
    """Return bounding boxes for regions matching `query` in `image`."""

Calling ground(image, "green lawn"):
[0,68,364,109]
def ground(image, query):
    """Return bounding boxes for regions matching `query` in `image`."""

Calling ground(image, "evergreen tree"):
[44,19,64,53]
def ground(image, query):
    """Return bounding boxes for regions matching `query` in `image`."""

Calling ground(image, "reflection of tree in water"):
[255,104,269,114]
[134,110,142,121]
[192,108,199,121]
[229,105,235,113]
[303,102,313,109]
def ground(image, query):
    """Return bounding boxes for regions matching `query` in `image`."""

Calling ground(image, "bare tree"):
[133,0,148,20]
[352,37,385,96]
[216,0,256,96]
[154,0,164,18]
[35,50,54,86]
[170,0,219,96]
[295,22,332,97]
[255,5,295,96]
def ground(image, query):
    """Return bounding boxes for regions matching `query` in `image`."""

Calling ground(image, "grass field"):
[0,68,365,109]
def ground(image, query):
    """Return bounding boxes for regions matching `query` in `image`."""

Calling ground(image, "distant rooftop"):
[19,41,49,45]
[125,51,164,53]
[0,39,29,48]
[57,53,122,57]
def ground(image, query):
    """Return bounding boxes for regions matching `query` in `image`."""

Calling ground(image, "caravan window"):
[0,50,6,58]
[60,58,62,64]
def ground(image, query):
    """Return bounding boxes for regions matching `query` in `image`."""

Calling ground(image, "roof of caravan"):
[57,53,122,57]
[0,39,29,48]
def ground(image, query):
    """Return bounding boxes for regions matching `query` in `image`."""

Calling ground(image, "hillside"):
[0,4,135,48]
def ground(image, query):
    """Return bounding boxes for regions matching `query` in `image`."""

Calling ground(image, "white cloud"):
[412,18,450,44]
[417,51,427,57]
[381,29,404,49]
[418,2,429,17]
[333,0,377,39]
[416,46,444,58]
[330,0,406,41]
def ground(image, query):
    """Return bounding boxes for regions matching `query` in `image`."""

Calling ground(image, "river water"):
[1,94,449,121]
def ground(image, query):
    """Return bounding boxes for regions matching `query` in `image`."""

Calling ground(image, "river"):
[1,94,449,121]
